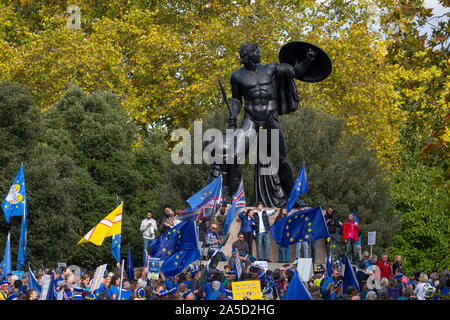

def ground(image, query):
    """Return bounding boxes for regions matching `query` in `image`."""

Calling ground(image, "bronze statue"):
[207,41,331,207]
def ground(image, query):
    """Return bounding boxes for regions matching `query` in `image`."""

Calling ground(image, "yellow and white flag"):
[77,202,123,246]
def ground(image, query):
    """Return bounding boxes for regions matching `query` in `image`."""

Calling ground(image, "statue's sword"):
[218,79,236,129]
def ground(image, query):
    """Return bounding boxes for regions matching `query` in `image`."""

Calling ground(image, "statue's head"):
[239,42,261,65]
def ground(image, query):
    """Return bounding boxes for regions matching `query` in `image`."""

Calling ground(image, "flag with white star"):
[2,165,27,223]
[269,205,329,247]
[182,176,223,221]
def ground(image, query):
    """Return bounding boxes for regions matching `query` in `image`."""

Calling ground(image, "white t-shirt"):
[256,209,276,233]
[140,218,158,240]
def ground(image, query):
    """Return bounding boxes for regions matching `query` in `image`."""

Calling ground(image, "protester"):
[160,205,175,234]
[231,233,252,272]
[324,206,343,258]
[204,224,227,261]
[253,202,279,262]
[392,254,402,276]
[376,253,392,279]
[275,208,290,263]
[342,212,360,263]
[140,210,158,264]
[238,209,256,256]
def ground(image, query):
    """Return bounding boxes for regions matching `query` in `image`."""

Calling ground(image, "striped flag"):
[77,202,123,246]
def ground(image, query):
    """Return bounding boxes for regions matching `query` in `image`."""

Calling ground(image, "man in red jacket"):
[343,212,360,264]
[376,253,392,279]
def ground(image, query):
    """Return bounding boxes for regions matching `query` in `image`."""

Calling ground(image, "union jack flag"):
[222,180,246,236]
[232,180,246,209]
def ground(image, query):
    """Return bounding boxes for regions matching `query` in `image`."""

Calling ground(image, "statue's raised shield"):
[279,41,332,82]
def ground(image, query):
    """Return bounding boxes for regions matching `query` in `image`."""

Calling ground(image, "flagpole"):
[118,259,124,300]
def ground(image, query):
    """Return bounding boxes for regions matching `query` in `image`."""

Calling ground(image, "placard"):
[40,274,51,300]
[147,258,160,280]
[367,231,376,246]
[12,271,25,279]
[254,260,268,272]
[296,258,313,281]
[231,280,262,300]
[90,264,107,293]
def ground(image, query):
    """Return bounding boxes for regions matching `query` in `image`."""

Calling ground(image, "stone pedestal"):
[221,207,327,265]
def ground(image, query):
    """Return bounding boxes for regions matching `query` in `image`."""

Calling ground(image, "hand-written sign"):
[231,280,262,300]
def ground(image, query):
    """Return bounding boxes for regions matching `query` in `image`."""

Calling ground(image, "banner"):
[232,280,262,300]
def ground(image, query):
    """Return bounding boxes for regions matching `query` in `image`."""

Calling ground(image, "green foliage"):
[389,163,449,275]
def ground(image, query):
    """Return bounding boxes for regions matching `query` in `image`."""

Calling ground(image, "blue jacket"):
[238,212,255,234]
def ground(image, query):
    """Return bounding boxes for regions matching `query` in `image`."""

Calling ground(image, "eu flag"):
[17,207,27,270]
[343,257,360,292]
[2,165,27,223]
[286,163,308,213]
[150,221,199,260]
[160,248,200,277]
[269,205,329,247]
[185,176,222,221]
[282,269,312,300]
[0,233,11,280]
[126,244,135,281]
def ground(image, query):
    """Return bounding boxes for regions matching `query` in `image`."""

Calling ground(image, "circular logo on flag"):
[6,184,23,204]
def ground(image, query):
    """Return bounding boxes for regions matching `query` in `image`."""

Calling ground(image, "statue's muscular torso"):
[230,62,280,122]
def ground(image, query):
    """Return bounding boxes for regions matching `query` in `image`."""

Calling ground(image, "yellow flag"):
[77,202,123,246]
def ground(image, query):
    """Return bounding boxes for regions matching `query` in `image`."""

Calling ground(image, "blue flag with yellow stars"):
[110,197,121,262]
[286,163,307,213]
[150,220,199,260]
[184,176,222,221]
[2,165,27,223]
[269,205,329,247]
[160,248,200,277]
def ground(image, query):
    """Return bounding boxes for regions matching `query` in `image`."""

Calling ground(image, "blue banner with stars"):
[2,165,27,224]
[269,205,329,247]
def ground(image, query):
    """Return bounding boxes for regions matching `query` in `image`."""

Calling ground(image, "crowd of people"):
[0,203,448,301]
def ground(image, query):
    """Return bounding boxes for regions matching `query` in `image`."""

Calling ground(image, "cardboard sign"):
[90,264,107,293]
[296,258,313,281]
[40,274,51,300]
[367,232,376,246]
[147,258,160,280]
[254,260,268,272]
[232,280,262,300]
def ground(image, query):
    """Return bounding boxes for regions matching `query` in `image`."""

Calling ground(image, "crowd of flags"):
[0,161,361,300]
